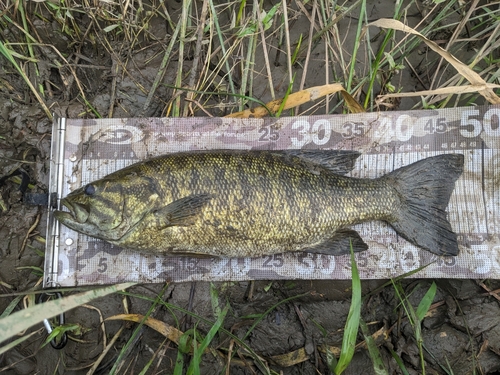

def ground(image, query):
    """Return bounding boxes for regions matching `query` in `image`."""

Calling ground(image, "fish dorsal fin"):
[304,229,368,255]
[153,194,212,228]
[274,150,360,175]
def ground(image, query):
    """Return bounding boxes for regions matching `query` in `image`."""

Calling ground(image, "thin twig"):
[478,281,500,302]
[296,0,317,113]
[173,0,193,116]
[141,21,182,116]
[86,326,125,375]
[281,0,293,86]
[209,0,237,95]
[258,1,275,100]
[184,0,209,117]
[184,98,213,117]
[18,213,40,260]
[226,339,235,375]
[430,0,479,90]
[108,57,119,118]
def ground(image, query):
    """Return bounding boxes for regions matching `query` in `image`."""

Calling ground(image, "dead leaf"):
[271,347,309,367]
[225,83,365,118]
[376,84,500,104]
[106,313,184,345]
[365,18,500,104]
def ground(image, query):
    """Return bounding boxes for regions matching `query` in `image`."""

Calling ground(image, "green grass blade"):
[210,282,222,318]
[334,243,361,374]
[416,282,437,321]
[290,34,303,66]
[174,330,193,375]
[346,0,366,94]
[209,0,236,95]
[239,2,259,111]
[0,41,52,119]
[242,290,310,341]
[43,323,80,347]
[190,327,200,375]
[17,0,44,97]
[121,290,272,374]
[391,280,415,326]
[360,318,388,375]
[362,0,406,109]
[173,350,184,375]
[326,344,338,373]
[0,295,23,319]
[0,283,135,344]
[0,331,39,356]
[142,20,181,115]
[187,304,229,375]
[235,0,247,26]
[276,72,296,117]
[109,283,169,375]
[389,348,410,375]
[137,338,168,375]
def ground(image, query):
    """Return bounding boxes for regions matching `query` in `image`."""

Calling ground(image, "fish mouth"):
[55,199,89,224]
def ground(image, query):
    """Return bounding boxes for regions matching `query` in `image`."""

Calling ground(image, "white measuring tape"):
[44,105,500,287]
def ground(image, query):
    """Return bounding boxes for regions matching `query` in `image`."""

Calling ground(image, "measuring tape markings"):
[52,106,500,285]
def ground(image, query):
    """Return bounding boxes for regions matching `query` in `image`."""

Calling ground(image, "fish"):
[54,150,464,257]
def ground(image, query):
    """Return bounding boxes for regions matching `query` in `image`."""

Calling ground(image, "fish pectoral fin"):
[154,194,212,228]
[305,229,368,255]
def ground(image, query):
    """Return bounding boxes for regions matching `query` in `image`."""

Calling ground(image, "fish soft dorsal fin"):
[274,150,360,175]
[304,228,368,255]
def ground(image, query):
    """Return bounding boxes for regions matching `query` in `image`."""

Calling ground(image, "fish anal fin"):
[304,229,368,256]
[154,194,212,228]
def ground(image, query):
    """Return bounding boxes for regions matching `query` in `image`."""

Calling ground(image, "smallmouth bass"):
[54,150,464,257]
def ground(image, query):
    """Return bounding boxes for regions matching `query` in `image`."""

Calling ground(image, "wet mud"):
[1,0,500,374]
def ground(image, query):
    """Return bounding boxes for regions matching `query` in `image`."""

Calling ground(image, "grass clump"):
[328,245,362,374]
[391,280,438,375]
[2,0,498,118]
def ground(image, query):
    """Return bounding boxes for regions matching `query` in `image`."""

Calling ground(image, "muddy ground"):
[1,0,500,374]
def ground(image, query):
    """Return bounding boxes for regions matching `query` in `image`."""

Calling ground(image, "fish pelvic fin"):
[386,154,464,256]
[304,229,368,255]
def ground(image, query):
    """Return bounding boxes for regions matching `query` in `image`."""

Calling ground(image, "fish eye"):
[84,184,96,196]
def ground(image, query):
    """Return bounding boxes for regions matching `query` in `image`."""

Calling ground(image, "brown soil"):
[1,1,500,374]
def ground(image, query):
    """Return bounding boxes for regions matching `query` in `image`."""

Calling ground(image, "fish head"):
[54,172,160,242]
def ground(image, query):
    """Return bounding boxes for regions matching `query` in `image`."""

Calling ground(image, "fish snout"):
[61,199,90,223]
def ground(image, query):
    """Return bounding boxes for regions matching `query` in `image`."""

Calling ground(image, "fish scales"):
[130,152,393,256]
[54,150,464,257]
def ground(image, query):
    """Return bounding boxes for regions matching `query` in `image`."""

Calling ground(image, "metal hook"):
[37,292,68,350]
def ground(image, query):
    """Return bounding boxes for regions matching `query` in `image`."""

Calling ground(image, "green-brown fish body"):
[54,150,464,257]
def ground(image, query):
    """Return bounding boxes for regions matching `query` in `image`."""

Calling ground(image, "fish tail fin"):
[386,154,464,256]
